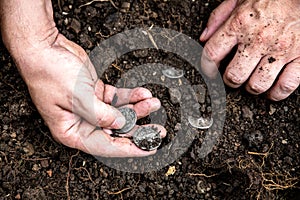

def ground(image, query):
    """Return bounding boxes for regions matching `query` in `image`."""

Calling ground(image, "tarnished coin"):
[114,107,137,134]
[188,116,213,129]
[162,68,184,78]
[133,126,162,151]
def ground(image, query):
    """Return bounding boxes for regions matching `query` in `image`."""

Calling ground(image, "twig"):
[248,142,274,168]
[0,151,8,163]
[74,167,95,184]
[21,156,50,161]
[107,187,131,195]
[66,151,80,200]
[58,0,62,12]
[146,30,158,50]
[111,63,123,71]
[187,173,218,178]
[79,0,118,10]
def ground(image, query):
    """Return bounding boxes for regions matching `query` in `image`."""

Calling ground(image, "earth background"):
[0,0,299,199]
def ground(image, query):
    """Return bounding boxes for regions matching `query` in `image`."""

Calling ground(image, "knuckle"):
[204,46,219,62]
[279,80,299,93]
[226,71,245,85]
[248,82,267,94]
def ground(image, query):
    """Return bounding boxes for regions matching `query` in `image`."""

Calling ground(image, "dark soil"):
[1,0,300,199]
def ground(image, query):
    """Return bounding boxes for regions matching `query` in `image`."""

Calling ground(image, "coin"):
[188,116,213,129]
[114,107,137,134]
[162,67,184,78]
[133,126,162,151]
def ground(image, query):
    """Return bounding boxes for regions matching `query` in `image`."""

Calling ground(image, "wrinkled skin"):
[0,0,166,157]
[15,33,167,157]
[201,0,300,101]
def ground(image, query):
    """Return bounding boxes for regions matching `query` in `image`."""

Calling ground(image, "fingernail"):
[200,27,208,41]
[115,116,126,129]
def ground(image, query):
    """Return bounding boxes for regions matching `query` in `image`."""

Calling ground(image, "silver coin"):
[133,126,162,151]
[162,68,184,78]
[114,107,137,134]
[188,116,213,129]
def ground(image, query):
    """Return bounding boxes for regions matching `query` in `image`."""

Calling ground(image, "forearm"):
[0,0,58,57]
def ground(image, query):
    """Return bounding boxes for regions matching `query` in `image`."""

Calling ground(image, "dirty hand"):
[0,0,166,157]
[26,35,166,157]
[200,0,300,101]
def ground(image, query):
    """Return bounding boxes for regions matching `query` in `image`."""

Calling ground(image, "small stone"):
[282,139,288,144]
[174,123,181,131]
[15,193,21,200]
[165,166,176,176]
[40,160,49,168]
[269,104,276,115]
[69,18,81,34]
[46,169,53,177]
[193,84,206,104]
[10,132,17,138]
[120,2,130,12]
[242,105,253,121]
[23,142,35,156]
[3,125,8,130]
[63,18,69,25]
[32,164,41,172]
[60,165,68,173]
[169,88,181,104]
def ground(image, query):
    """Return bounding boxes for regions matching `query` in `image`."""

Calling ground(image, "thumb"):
[72,80,126,129]
[200,0,238,41]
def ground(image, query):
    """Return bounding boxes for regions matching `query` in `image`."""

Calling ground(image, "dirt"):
[0,0,299,199]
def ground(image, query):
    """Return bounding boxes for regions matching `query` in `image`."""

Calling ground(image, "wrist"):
[0,0,58,58]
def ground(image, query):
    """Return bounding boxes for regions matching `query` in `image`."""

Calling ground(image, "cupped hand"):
[200,0,300,101]
[17,34,166,157]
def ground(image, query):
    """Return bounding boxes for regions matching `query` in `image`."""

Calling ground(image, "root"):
[66,151,80,200]
[78,0,118,10]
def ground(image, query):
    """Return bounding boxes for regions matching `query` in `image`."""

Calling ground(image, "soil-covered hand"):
[200,0,300,101]
[0,0,166,157]
[13,34,166,157]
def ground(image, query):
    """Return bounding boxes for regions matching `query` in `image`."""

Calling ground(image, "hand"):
[15,34,166,157]
[200,0,300,101]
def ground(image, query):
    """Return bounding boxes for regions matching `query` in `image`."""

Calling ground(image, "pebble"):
[40,160,49,168]
[242,105,253,121]
[121,2,131,12]
[69,18,81,34]
[193,84,206,104]
[10,132,16,138]
[32,164,41,171]
[282,139,288,144]
[269,104,276,115]
[23,142,35,156]
[169,88,181,104]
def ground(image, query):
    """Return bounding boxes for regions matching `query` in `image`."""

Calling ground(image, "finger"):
[223,44,263,88]
[103,85,153,106]
[267,59,300,101]
[200,0,238,41]
[246,55,286,94]
[201,30,238,78]
[124,98,161,119]
[78,121,158,157]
